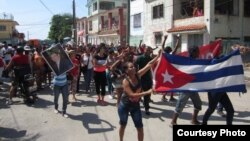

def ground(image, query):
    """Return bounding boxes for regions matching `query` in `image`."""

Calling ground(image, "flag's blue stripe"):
[191,65,244,82]
[165,50,240,65]
[166,85,246,93]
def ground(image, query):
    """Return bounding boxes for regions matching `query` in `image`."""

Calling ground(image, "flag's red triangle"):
[155,55,195,91]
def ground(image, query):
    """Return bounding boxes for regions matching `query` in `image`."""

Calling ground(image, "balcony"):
[168,16,206,34]
[0,13,14,20]
[173,0,204,20]
[99,24,119,35]
[173,16,204,27]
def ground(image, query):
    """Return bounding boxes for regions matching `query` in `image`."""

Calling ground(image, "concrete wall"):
[130,0,144,46]
[143,0,173,47]
[88,0,126,17]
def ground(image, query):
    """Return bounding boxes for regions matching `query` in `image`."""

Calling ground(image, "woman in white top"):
[82,47,94,93]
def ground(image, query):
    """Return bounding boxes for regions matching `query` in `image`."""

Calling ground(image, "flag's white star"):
[162,71,174,84]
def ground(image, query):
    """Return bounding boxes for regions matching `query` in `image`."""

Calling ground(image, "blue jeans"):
[84,68,93,91]
[118,101,143,128]
[175,92,202,114]
[54,84,69,114]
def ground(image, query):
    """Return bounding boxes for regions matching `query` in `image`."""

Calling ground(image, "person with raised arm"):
[118,50,161,141]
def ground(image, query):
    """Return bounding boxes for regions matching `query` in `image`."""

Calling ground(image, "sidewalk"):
[0,72,250,141]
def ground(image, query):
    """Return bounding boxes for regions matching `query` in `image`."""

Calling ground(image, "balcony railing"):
[0,13,14,20]
[173,16,204,27]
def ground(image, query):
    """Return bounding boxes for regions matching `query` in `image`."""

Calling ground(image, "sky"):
[0,0,87,40]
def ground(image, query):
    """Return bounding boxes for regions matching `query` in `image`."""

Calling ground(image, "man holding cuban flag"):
[153,42,246,126]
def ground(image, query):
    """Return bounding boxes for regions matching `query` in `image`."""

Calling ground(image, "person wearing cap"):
[65,41,75,52]
[2,42,14,65]
[24,46,34,74]
[5,46,31,104]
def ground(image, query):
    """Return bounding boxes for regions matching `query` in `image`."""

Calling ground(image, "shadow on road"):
[0,127,26,138]
[70,112,116,134]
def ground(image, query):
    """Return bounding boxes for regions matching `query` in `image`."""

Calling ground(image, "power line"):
[18,23,50,26]
[38,0,54,15]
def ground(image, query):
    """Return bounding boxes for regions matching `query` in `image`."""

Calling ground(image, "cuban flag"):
[178,39,222,59]
[153,50,246,93]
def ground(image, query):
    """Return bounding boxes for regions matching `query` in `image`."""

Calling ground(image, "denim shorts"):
[175,92,202,114]
[118,101,143,128]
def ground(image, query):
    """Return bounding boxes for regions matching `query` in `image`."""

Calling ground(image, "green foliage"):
[48,14,73,43]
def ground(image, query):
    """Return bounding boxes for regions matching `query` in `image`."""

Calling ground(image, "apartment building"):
[76,17,88,45]
[130,0,144,46]
[143,0,173,48]
[0,13,19,45]
[143,0,250,52]
[86,0,127,46]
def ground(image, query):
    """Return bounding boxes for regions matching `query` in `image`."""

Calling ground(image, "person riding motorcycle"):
[5,46,32,104]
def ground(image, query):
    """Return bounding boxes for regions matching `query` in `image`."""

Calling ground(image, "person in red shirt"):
[68,50,80,102]
[5,46,30,104]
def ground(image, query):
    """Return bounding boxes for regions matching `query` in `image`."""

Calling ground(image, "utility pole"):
[126,0,130,44]
[72,0,77,43]
[27,31,29,41]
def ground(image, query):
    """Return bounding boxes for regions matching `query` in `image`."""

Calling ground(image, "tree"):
[48,14,73,43]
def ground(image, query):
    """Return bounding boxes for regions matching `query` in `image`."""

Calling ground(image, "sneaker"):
[145,110,150,116]
[108,95,114,99]
[191,120,201,125]
[54,109,59,114]
[217,111,226,117]
[161,97,168,102]
[6,99,13,105]
[169,97,177,102]
[63,113,69,118]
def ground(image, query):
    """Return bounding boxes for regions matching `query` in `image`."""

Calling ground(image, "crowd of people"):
[0,37,236,141]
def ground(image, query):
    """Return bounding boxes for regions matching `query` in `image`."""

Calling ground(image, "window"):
[123,3,127,8]
[153,4,164,19]
[180,0,204,18]
[244,0,250,17]
[188,34,203,47]
[215,0,239,15]
[133,13,141,28]
[89,21,92,31]
[93,2,97,11]
[154,32,162,45]
[0,25,6,31]
[245,36,250,42]
[100,2,115,10]
[88,6,91,15]
[82,22,85,29]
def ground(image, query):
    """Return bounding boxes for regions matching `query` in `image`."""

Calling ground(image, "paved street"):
[1,68,250,141]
